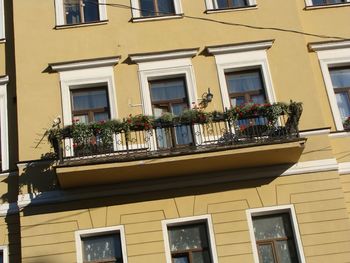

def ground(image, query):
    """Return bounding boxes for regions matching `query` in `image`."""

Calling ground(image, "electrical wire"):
[80,0,349,40]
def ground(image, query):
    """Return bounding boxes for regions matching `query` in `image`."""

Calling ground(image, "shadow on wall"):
[18,158,58,197]
[20,162,295,217]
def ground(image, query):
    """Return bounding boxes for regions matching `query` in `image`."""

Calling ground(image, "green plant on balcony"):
[179,108,211,124]
[125,114,154,131]
[343,117,350,130]
[153,112,175,127]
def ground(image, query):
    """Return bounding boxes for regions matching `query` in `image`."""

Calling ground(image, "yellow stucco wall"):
[20,170,350,263]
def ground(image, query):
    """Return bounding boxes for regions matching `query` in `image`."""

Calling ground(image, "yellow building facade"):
[0,0,349,262]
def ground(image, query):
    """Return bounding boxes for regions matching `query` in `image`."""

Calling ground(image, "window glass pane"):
[94,112,109,122]
[230,0,248,7]
[64,0,81,24]
[251,94,265,104]
[83,0,100,22]
[312,0,345,5]
[335,92,350,120]
[157,0,175,15]
[192,251,211,263]
[216,0,229,8]
[73,114,89,124]
[276,240,299,263]
[258,244,276,263]
[0,251,3,263]
[168,223,209,252]
[173,255,190,263]
[140,0,156,16]
[231,96,245,107]
[150,79,187,102]
[226,71,264,94]
[330,68,350,89]
[253,213,292,240]
[82,233,122,262]
[72,88,108,111]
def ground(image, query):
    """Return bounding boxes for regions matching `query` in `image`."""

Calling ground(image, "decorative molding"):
[309,40,350,52]
[16,158,342,209]
[206,40,274,55]
[339,162,350,175]
[281,159,338,176]
[299,128,331,137]
[0,75,8,85]
[49,57,120,72]
[161,215,218,263]
[246,205,306,263]
[129,48,199,63]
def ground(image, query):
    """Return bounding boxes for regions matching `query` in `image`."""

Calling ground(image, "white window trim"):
[310,42,350,130]
[130,0,183,19]
[161,215,219,263]
[205,0,256,10]
[246,205,306,263]
[305,0,350,7]
[0,0,4,40]
[75,225,128,263]
[0,76,9,172]
[208,41,276,110]
[130,49,198,116]
[54,0,108,26]
[0,245,8,263]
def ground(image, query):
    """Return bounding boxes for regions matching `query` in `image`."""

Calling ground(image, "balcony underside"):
[55,139,306,189]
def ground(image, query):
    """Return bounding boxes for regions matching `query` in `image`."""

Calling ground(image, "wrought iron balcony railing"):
[49,102,303,166]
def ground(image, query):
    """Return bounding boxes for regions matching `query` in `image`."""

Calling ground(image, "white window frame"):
[0,0,4,40]
[54,0,108,26]
[305,0,350,7]
[208,41,276,111]
[246,205,306,263]
[131,0,183,19]
[310,41,350,130]
[0,76,9,172]
[205,0,257,10]
[162,215,219,263]
[50,57,119,156]
[0,245,8,263]
[75,225,128,263]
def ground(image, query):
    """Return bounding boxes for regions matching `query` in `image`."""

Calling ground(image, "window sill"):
[0,38,5,44]
[54,20,108,30]
[205,5,257,14]
[305,2,350,10]
[131,14,183,23]
[329,130,350,138]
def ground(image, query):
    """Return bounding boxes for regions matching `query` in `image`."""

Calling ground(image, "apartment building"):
[0,0,349,262]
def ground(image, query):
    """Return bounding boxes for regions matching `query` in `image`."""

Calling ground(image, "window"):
[205,0,256,11]
[75,226,128,263]
[305,0,350,6]
[0,76,8,172]
[55,0,107,26]
[207,41,276,111]
[139,0,175,17]
[253,213,299,263]
[0,0,4,39]
[312,0,347,5]
[309,41,350,130]
[225,69,266,107]
[50,57,119,156]
[131,0,182,19]
[71,86,110,124]
[64,0,99,24]
[329,67,350,124]
[0,246,8,263]
[150,77,193,147]
[162,215,218,263]
[246,205,305,263]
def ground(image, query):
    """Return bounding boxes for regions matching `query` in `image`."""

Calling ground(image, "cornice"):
[49,56,120,72]
[309,40,350,52]
[129,48,199,63]
[206,40,274,55]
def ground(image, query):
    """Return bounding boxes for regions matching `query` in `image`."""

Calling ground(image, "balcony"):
[51,102,306,188]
